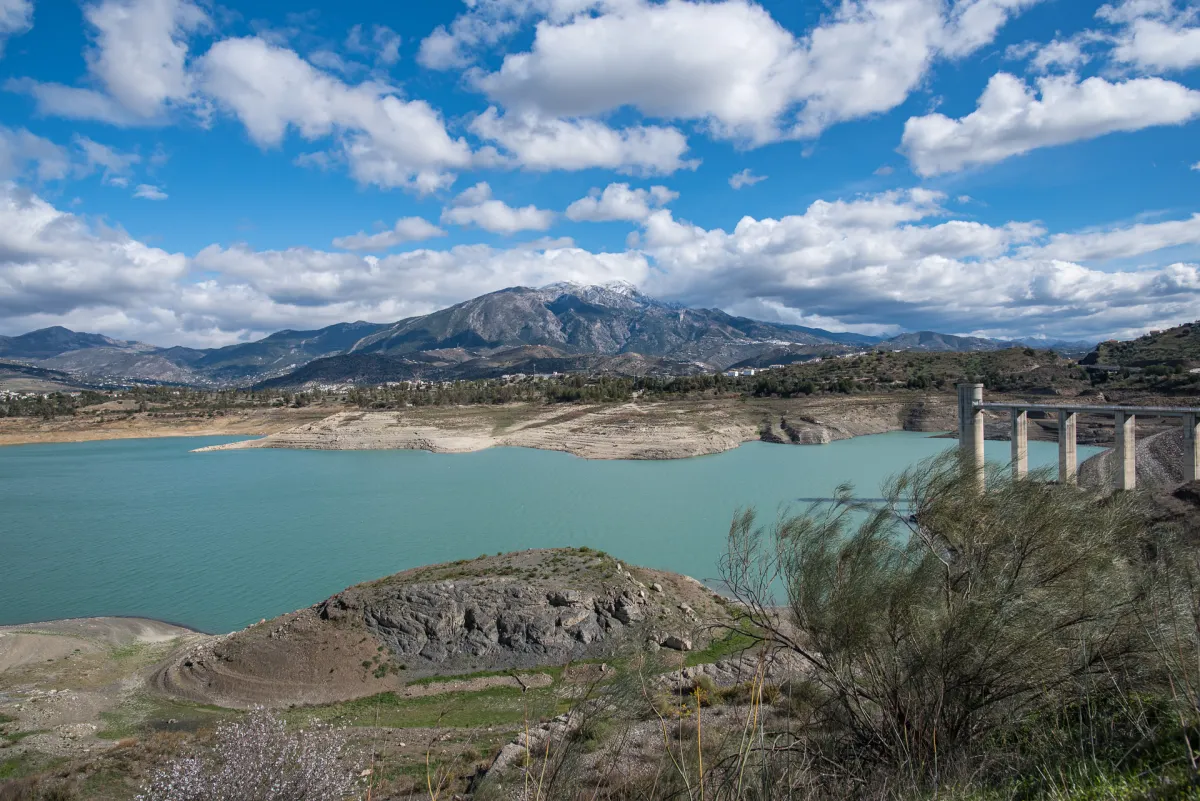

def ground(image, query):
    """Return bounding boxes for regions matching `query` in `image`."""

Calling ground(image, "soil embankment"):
[195,395,957,459]
[0,619,193,672]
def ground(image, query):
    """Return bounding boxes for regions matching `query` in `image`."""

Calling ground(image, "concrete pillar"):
[1184,414,1200,484]
[1058,410,1078,486]
[1114,412,1136,491]
[960,383,969,448]
[957,383,985,490]
[1011,409,1028,479]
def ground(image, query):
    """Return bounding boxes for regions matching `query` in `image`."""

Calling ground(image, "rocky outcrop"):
[153,549,733,708]
[318,575,676,669]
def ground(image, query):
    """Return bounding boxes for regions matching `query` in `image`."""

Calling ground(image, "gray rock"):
[547,590,586,607]
[613,597,644,625]
[313,561,717,674]
[661,635,692,651]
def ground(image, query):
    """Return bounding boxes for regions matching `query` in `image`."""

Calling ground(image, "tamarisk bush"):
[721,453,1152,789]
[135,708,361,801]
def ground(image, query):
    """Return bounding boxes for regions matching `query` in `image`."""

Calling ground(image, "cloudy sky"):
[1,0,1199,347]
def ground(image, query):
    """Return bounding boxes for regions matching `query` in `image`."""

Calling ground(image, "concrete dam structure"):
[956,382,1200,490]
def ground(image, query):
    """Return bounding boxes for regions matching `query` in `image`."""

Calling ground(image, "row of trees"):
[0,391,107,419]
[341,373,749,408]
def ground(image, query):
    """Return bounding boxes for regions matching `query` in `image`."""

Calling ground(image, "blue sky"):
[0,0,1198,347]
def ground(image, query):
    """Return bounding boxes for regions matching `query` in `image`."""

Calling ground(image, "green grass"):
[0,752,67,781]
[406,665,564,687]
[107,638,182,662]
[296,684,568,729]
[944,761,1200,801]
[1,729,45,745]
[96,696,233,740]
[683,623,760,667]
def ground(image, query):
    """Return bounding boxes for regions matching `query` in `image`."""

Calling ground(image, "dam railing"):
[955,382,1200,490]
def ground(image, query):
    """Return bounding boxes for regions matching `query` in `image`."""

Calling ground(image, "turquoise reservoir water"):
[0,433,1098,633]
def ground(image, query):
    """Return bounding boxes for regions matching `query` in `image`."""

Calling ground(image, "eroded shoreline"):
[192,396,958,460]
[0,406,331,448]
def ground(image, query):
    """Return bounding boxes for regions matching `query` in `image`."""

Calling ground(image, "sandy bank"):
[194,396,958,460]
[0,618,199,673]
[0,406,332,448]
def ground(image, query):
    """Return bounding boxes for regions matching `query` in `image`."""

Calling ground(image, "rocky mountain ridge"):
[2,283,1111,389]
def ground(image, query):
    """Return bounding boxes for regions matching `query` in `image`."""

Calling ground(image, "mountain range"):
[0,282,1097,389]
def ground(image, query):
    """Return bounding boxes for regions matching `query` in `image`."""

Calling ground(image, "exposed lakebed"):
[1,432,1098,633]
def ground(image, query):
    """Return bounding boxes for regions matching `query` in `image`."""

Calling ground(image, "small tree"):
[721,453,1151,787]
[136,708,361,801]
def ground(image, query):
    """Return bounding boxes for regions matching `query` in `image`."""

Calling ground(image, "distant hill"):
[188,321,390,383]
[36,348,202,385]
[1082,321,1200,368]
[256,345,705,389]
[778,326,880,346]
[882,331,1012,352]
[0,327,147,360]
[1,321,392,387]
[1011,336,1096,356]
[0,360,94,393]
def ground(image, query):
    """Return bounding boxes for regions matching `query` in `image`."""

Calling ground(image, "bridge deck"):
[976,402,1199,417]
[960,383,1200,489]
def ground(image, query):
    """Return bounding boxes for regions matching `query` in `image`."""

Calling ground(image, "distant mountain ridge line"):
[0,284,1100,388]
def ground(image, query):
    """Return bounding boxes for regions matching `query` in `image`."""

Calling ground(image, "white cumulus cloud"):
[197,37,472,193]
[901,72,1200,175]
[729,168,767,189]
[636,189,1198,339]
[1101,0,1200,73]
[469,0,1041,145]
[332,217,446,251]
[133,183,167,200]
[469,108,695,174]
[8,0,207,123]
[440,182,556,234]
[2,182,1197,347]
[0,0,33,55]
[345,24,402,66]
[75,136,141,186]
[1021,213,1200,261]
[0,184,187,320]
[566,183,678,222]
[0,127,71,182]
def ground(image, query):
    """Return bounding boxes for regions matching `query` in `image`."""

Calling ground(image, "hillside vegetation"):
[1084,320,1200,368]
[7,343,1200,422]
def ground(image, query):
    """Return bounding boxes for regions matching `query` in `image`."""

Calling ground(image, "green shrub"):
[722,453,1155,788]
